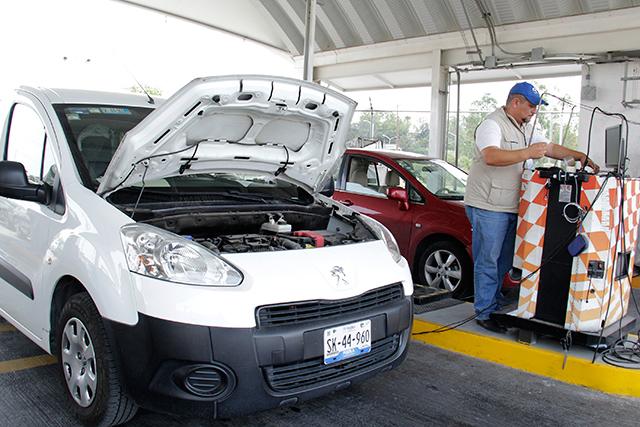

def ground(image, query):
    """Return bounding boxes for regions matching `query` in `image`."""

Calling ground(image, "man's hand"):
[527,142,548,160]
[581,155,600,173]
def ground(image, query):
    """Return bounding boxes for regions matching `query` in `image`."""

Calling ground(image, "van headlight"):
[358,215,402,263]
[120,224,243,286]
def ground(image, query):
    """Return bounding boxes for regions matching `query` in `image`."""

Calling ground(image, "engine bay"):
[138,205,376,254]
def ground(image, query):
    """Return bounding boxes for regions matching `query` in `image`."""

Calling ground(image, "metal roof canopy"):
[116,0,640,157]
[118,0,640,88]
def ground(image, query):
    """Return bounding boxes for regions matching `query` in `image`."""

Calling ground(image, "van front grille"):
[256,284,404,328]
[263,334,400,393]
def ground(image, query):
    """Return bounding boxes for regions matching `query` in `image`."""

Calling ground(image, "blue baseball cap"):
[509,82,548,106]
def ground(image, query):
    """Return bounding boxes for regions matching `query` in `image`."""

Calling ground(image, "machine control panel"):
[587,260,605,279]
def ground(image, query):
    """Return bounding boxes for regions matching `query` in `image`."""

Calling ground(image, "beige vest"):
[464,107,529,213]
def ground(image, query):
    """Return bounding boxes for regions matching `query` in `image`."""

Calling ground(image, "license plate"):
[323,319,371,365]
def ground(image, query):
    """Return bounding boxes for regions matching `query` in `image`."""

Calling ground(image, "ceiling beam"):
[316,5,346,49]
[308,6,640,67]
[315,52,435,80]
[303,6,640,89]
[338,0,374,45]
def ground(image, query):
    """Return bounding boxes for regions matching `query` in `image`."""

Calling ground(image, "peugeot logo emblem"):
[330,266,349,288]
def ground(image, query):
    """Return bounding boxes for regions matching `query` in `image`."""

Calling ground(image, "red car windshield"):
[397,159,467,199]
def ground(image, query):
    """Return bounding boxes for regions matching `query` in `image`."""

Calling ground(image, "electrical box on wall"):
[530,47,545,62]
[581,85,597,101]
[483,56,497,68]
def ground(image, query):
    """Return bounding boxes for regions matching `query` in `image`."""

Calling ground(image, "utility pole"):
[369,97,374,139]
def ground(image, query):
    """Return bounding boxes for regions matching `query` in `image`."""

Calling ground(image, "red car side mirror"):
[387,187,409,211]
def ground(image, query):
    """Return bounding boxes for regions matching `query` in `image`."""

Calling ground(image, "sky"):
[0,0,298,96]
[1,0,580,116]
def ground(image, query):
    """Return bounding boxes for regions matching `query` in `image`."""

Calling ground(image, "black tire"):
[417,240,472,298]
[56,292,138,426]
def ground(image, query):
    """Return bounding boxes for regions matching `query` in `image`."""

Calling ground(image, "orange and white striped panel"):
[567,178,640,332]
[514,169,548,319]
[514,172,640,332]
[565,177,616,331]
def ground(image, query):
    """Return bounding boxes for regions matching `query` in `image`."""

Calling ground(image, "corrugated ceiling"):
[255,0,640,55]
[116,0,640,89]
[119,0,640,56]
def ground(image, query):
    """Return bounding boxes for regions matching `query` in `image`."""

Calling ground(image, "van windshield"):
[54,103,312,207]
[54,104,153,189]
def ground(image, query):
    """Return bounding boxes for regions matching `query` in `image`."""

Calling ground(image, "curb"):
[412,318,640,398]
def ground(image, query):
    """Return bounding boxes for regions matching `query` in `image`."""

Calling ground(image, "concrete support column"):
[302,0,316,81]
[429,49,449,159]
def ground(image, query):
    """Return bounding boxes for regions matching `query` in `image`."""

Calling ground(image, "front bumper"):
[104,292,412,418]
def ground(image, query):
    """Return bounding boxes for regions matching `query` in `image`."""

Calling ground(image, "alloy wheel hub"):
[424,249,462,291]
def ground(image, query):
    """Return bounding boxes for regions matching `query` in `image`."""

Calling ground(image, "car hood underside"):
[98,75,356,197]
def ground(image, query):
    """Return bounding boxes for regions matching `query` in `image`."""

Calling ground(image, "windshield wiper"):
[216,191,270,203]
[112,187,307,205]
[225,190,307,205]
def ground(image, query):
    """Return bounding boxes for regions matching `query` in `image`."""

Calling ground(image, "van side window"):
[5,104,50,184]
[42,139,56,186]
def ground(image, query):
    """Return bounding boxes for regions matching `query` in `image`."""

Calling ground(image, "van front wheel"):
[57,292,137,426]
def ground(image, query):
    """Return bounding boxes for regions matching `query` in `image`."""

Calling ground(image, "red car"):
[333,148,517,298]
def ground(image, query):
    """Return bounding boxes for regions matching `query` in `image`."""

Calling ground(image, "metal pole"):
[302,0,316,81]
[455,69,461,167]
[369,97,374,139]
[622,62,629,108]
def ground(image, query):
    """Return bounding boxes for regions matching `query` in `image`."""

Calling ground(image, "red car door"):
[333,154,415,255]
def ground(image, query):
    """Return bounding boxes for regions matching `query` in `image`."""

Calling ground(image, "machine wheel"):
[417,240,472,298]
[57,292,137,426]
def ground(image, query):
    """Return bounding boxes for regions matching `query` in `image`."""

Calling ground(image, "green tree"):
[447,93,498,171]
[531,82,578,151]
[404,119,430,154]
[348,112,430,154]
[447,83,580,172]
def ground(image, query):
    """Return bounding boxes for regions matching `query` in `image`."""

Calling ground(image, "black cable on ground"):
[412,306,495,335]
[600,338,640,369]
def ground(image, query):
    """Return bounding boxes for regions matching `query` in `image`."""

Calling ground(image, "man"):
[464,82,599,333]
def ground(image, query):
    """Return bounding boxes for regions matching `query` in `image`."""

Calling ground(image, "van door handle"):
[341,199,354,206]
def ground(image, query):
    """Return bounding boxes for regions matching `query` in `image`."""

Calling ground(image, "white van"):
[0,76,413,425]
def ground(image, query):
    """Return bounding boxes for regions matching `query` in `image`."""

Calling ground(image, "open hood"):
[98,75,356,197]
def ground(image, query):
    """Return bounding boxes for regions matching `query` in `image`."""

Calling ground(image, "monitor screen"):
[604,124,623,169]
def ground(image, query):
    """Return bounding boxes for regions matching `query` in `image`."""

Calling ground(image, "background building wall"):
[579,62,640,178]
[578,62,640,265]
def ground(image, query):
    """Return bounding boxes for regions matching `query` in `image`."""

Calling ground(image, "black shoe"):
[476,319,507,333]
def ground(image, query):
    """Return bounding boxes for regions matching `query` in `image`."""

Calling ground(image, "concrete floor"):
[1,315,639,426]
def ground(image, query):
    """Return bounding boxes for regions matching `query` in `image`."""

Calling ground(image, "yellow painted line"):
[0,355,56,374]
[412,318,640,398]
[0,323,16,333]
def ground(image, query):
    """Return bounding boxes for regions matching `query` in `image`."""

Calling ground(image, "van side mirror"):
[387,187,409,211]
[319,179,335,197]
[0,161,48,204]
